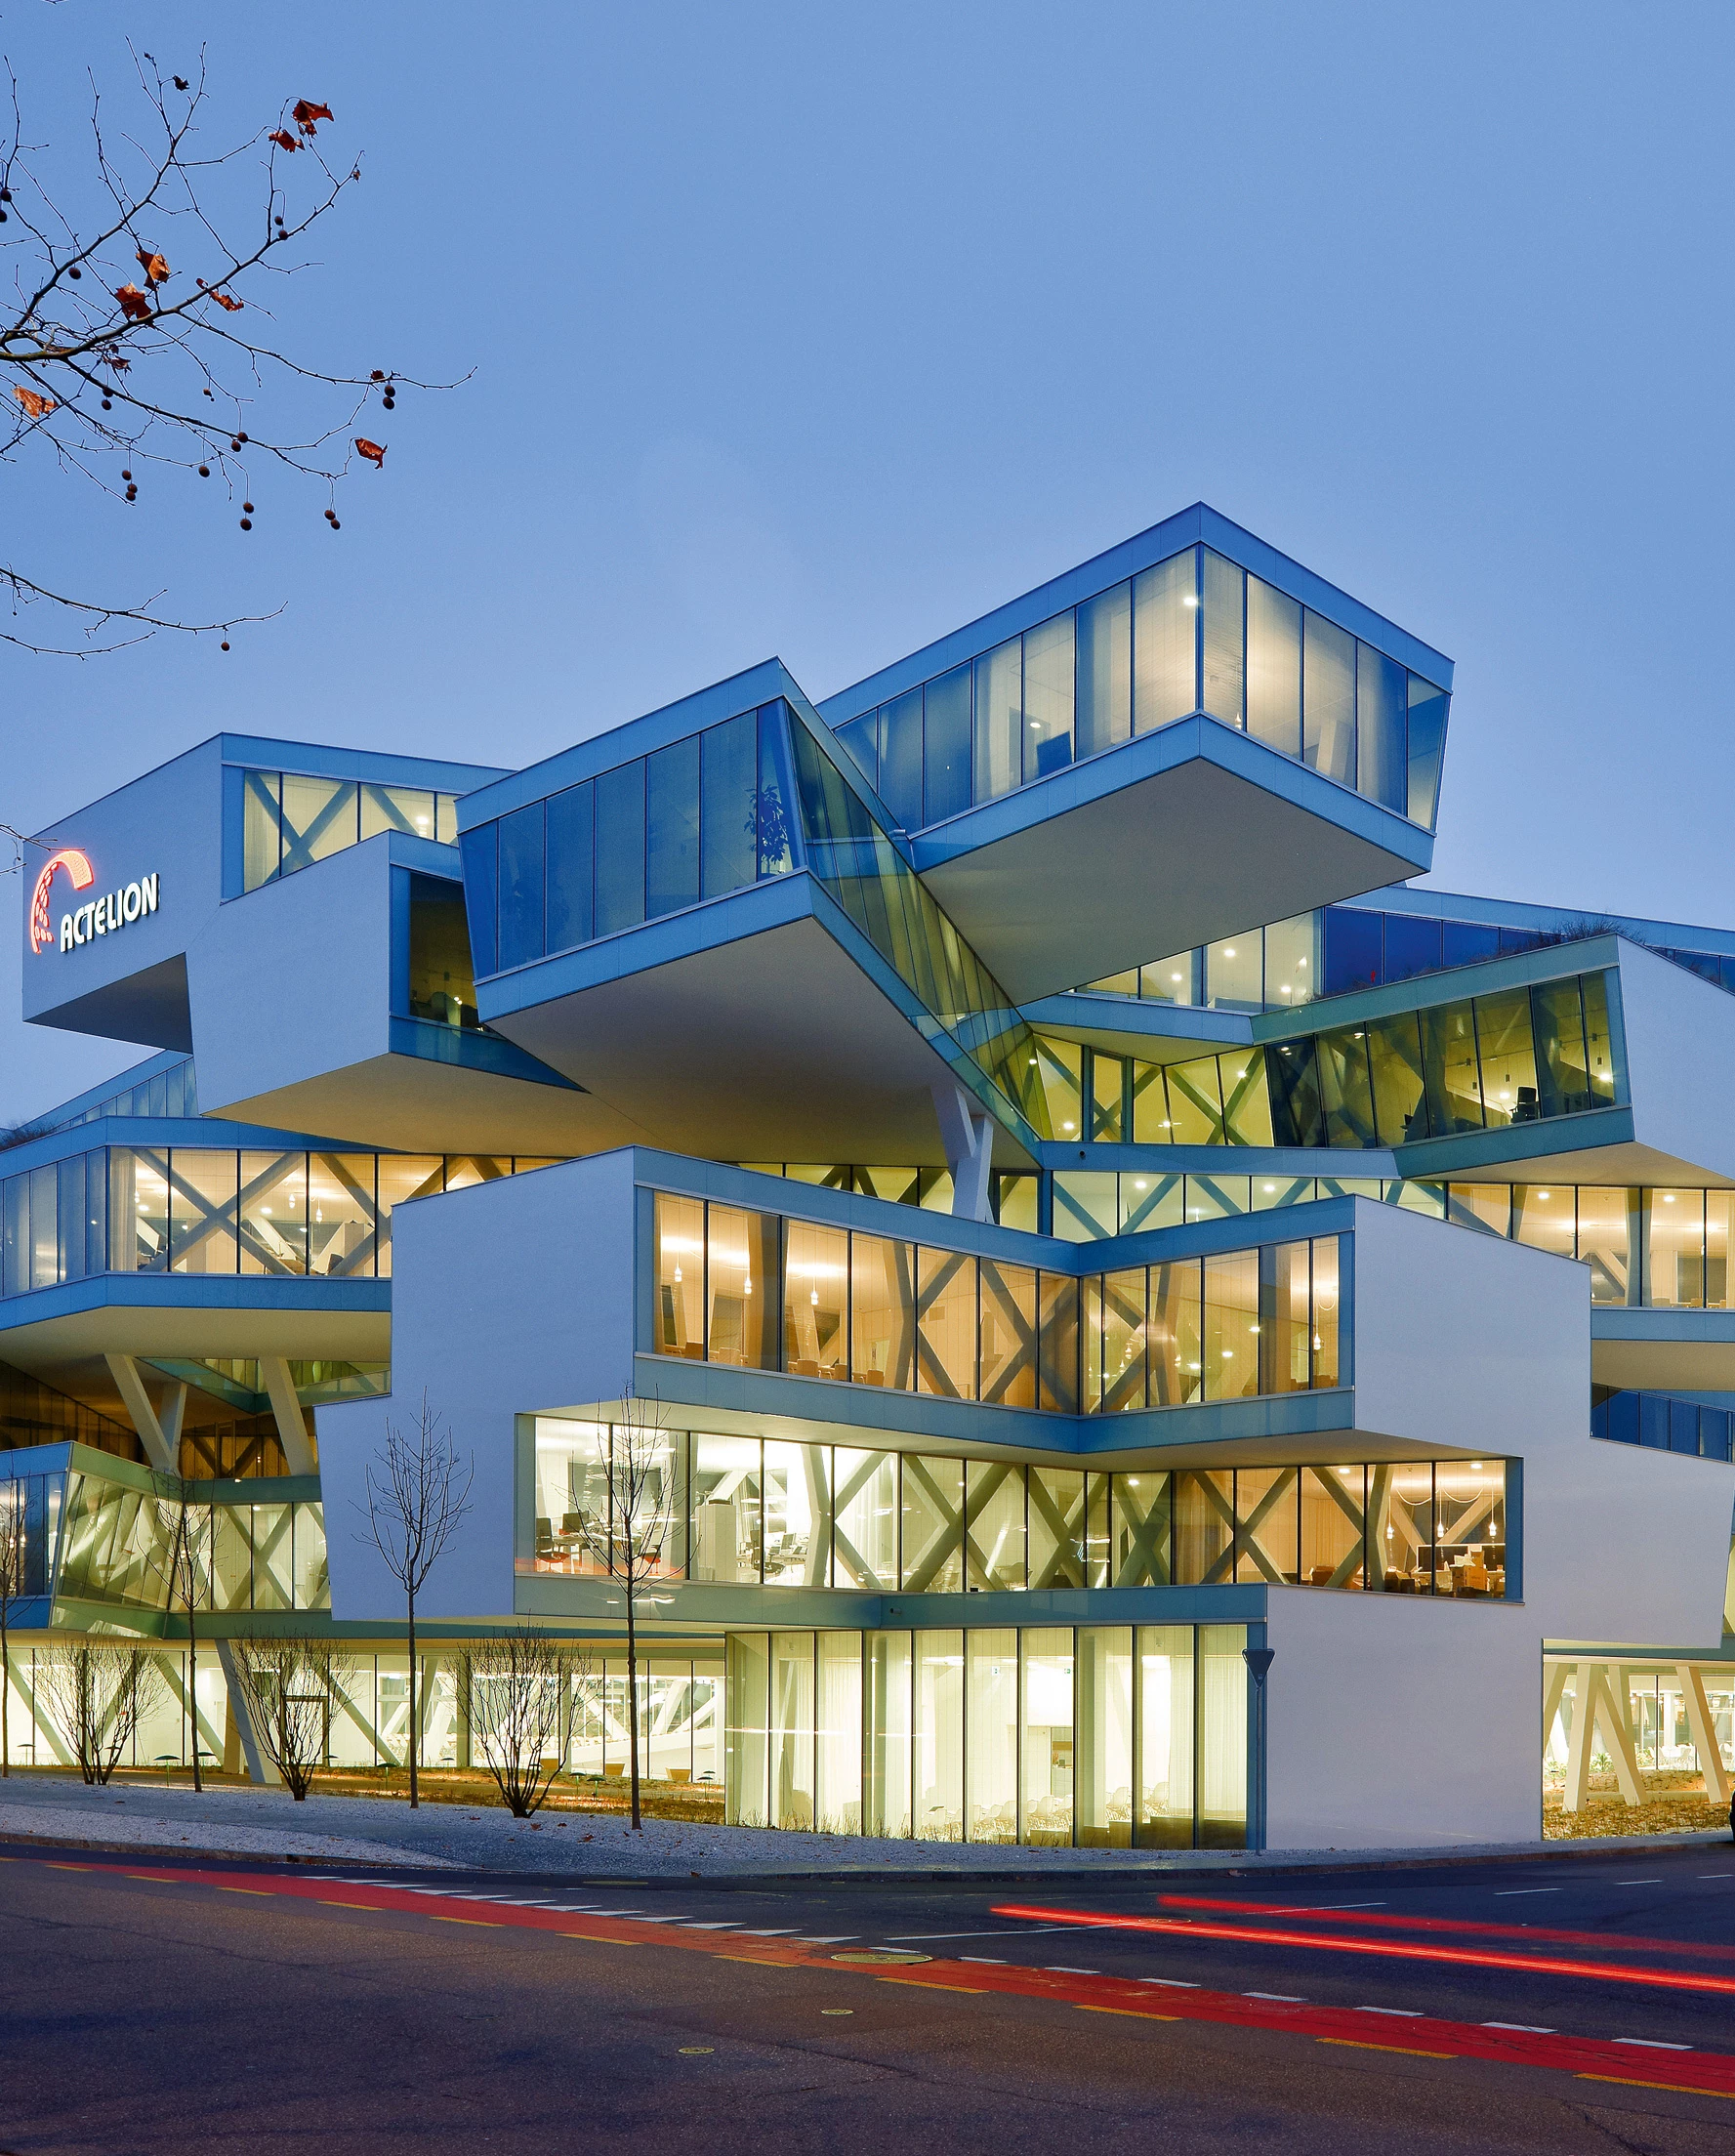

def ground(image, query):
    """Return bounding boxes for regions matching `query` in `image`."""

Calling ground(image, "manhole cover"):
[831,1949,932,1965]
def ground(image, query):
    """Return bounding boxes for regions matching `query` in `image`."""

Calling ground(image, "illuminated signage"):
[29,849,160,955]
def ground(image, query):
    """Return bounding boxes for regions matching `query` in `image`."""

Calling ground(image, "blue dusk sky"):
[4,0,1733,1120]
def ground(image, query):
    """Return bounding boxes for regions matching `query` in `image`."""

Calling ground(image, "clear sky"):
[6,0,1734,1123]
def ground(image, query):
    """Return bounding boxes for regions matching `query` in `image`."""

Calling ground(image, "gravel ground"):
[0,1774,1729,1875]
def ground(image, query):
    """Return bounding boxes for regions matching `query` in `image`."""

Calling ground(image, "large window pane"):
[1022,612,1075,782]
[1531,977,1592,1117]
[168,1150,238,1275]
[546,782,596,949]
[359,782,436,842]
[1175,1472,1234,1583]
[972,638,1022,804]
[1301,1466,1365,1588]
[978,1258,1038,1407]
[693,1434,762,1584]
[1198,1625,1248,1846]
[1133,549,1197,731]
[1095,1266,1147,1415]
[764,1441,827,1586]
[724,1633,768,1825]
[1149,1258,1203,1405]
[279,774,357,876]
[922,665,972,825]
[533,1417,610,1577]
[1221,1055,1274,1148]
[1262,1241,1310,1394]
[699,713,758,899]
[1166,1057,1224,1145]
[594,759,646,936]
[1029,1467,1087,1589]
[1709,1193,1732,1311]
[1076,582,1132,760]
[816,1633,861,1834]
[1407,677,1449,827]
[497,801,546,969]
[756,705,797,877]
[1316,1026,1376,1147]
[913,1630,964,1840]
[1136,1626,1194,1846]
[653,1192,704,1356]
[1267,1037,1325,1148]
[902,1455,965,1592]
[239,1151,306,1276]
[1474,988,1540,1129]
[1077,1627,1134,1847]
[242,770,282,891]
[310,1154,377,1277]
[646,736,700,920]
[783,1221,847,1379]
[1235,1468,1299,1584]
[1421,1001,1485,1134]
[834,1450,897,1589]
[407,873,478,1026]
[1245,577,1301,755]
[850,1232,916,1390]
[1446,1182,1510,1238]
[1513,1184,1575,1259]
[375,1156,443,1277]
[705,1206,779,1369]
[965,1628,1019,1845]
[1583,973,1619,1105]
[1263,912,1317,1012]
[1356,643,1407,809]
[864,1631,913,1838]
[1310,1237,1341,1388]
[1579,1186,1634,1306]
[1206,934,1260,1013]
[1112,1472,1172,1587]
[1038,1273,1080,1413]
[1203,1251,1260,1401]
[1201,551,1244,726]
[916,1249,976,1400]
[1021,1629,1074,1846]
[1367,1013,1428,1146]
[1434,1461,1507,1596]
[966,1462,1025,1590]
[879,689,924,830]
[1140,948,1198,1008]
[1648,1189,1706,1308]
[1302,612,1355,785]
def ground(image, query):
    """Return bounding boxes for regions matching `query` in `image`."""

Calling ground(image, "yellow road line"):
[558,1932,643,1945]
[1579,2075,1735,2099]
[219,1886,273,1896]
[877,1977,989,1994]
[1075,2005,1180,2021]
[44,1862,92,1872]
[319,1899,387,1911]
[432,1915,502,1927]
[718,1955,788,1966]
[1318,2039,1456,2059]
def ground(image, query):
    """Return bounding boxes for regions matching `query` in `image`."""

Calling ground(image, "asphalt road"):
[7,1840,1735,2153]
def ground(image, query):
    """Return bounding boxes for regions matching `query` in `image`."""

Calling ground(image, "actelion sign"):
[29,848,161,956]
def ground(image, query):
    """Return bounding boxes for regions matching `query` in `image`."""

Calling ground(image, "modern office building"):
[6,500,1733,1847]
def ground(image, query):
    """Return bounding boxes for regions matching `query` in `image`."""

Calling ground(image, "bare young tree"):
[229,1635,350,1801]
[454,1628,581,1820]
[0,47,450,654]
[355,1392,473,1809]
[574,1392,677,1831]
[149,1470,209,1790]
[37,1643,157,1784]
[0,1477,28,1777]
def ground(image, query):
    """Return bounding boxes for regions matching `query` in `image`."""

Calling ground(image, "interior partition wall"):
[724,1622,1250,1848]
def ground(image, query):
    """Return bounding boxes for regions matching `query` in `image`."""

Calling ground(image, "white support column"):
[1562,1662,1594,1812]
[103,1354,179,1473]
[1677,1664,1732,1807]
[930,1079,993,1223]
[1590,1665,1644,1806]
[1543,1661,1571,1765]
[213,1638,279,1785]
[259,1357,316,1476]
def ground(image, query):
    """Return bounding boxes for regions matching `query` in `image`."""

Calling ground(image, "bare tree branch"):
[456,1629,584,1818]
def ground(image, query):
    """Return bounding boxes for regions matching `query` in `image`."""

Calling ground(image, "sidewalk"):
[1,1774,1732,1877]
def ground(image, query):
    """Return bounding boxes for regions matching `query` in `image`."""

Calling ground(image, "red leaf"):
[354,437,386,468]
[135,247,172,286]
[293,99,334,135]
[269,129,300,152]
[208,290,244,311]
[12,386,56,419]
[114,283,153,320]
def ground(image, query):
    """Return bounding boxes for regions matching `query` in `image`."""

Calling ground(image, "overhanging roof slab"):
[913,718,1432,1001]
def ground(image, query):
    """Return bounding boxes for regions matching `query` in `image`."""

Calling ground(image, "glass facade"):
[831,544,1447,832]
[1035,969,1622,1163]
[724,1622,1249,1845]
[531,1423,1499,1597]
[1593,1389,1735,1464]
[651,1193,1344,1413]
[0,1148,562,1297]
[242,769,461,892]
[51,1057,198,1128]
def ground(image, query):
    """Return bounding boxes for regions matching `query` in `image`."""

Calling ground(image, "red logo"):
[29,848,94,954]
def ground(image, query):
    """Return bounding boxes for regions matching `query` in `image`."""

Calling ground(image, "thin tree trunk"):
[407,1586,418,1809]
[1,1614,10,1780]
[626,1559,640,1831]
[187,1572,200,1793]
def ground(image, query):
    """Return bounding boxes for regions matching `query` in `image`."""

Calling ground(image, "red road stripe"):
[1157,1893,1735,1966]
[61,1862,1735,2101]
[992,1902,1735,2000]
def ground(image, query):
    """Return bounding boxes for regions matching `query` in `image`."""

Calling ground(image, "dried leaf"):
[293,99,334,135]
[354,436,386,468]
[207,290,244,311]
[12,386,56,419]
[114,284,153,321]
[269,129,300,152]
[135,247,172,286]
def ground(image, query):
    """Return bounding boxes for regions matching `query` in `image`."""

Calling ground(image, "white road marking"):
[800,1935,858,1943]
[1356,2006,1422,2016]
[1614,2037,1693,2051]
[1483,2022,1554,2033]
[1141,1977,1201,1989]
[1244,1991,1305,2002]
[958,1957,1008,1965]
[1493,1888,1560,1897]
[1615,1879,1663,1886]
[1046,1967,1100,1975]
[739,1928,803,1936]
[1699,1874,1735,1880]
[673,1922,738,1930]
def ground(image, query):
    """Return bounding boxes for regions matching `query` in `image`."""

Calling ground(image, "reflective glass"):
[1076,581,1132,759]
[834,1450,897,1590]
[1201,550,1244,726]
[1407,677,1449,826]
[1317,1026,1376,1146]
[497,801,547,969]
[546,781,596,949]
[1133,549,1198,731]
[1038,1274,1080,1413]
[902,1456,965,1594]
[923,665,972,824]
[864,1631,913,1838]
[1421,1001,1485,1134]
[1648,1189,1706,1307]
[1582,973,1619,1104]
[850,1232,917,1390]
[168,1150,238,1275]
[879,688,924,829]
[1095,1267,1147,1415]
[1236,1468,1299,1583]
[1302,612,1355,785]
[816,1632,861,1833]
[646,735,701,919]
[1371,1462,1434,1592]
[1310,1237,1341,1388]
[1076,1627,1134,1846]
[1203,1251,1260,1401]
[1531,978,1592,1117]
[1245,576,1301,755]
[697,713,759,901]
[360,783,436,842]
[1149,1258,1203,1404]
[242,770,282,891]
[725,1633,769,1825]
[916,1249,976,1400]
[1356,643,1407,810]
[1266,1037,1325,1147]
[1120,1171,1183,1232]
[705,1206,779,1369]
[756,705,797,876]
[972,637,1022,804]
[1301,1466,1365,1588]
[1474,988,1540,1129]
[1384,914,1442,984]
[978,1258,1038,1407]
[1263,913,1317,1011]
[1263,1241,1311,1394]
[965,1469,1024,1591]
[914,1631,964,1841]
[1367,1013,1428,1145]
[653,1192,704,1357]
[1141,949,1198,1007]
[1221,1054,1274,1146]
[1112,1473,1172,1587]
[279,774,358,875]
[1446,1182,1510,1237]
[694,1434,762,1584]
[1036,1036,1084,1140]
[407,873,477,1026]
[1433,1462,1506,1596]
[764,1442,826,1586]
[1021,1630,1074,1845]
[594,758,646,935]
[1022,612,1075,781]
[1197,1625,1248,1846]
[1090,1052,1124,1142]
[1578,1186,1633,1306]
[1709,1193,1732,1311]
[1029,1468,1087,1589]
[1206,933,1261,1013]
[1513,1184,1575,1259]
[1166,1057,1224,1145]
[1174,1471,1234,1584]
